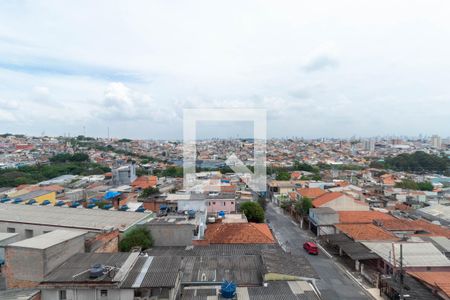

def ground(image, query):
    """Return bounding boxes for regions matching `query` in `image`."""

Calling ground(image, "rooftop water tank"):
[102,204,113,210]
[12,198,23,204]
[220,281,236,299]
[26,199,36,205]
[55,200,65,206]
[119,205,129,211]
[135,206,145,212]
[218,211,225,218]
[89,264,105,278]
[40,200,51,206]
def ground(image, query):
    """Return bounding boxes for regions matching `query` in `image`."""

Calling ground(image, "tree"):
[279,199,291,211]
[119,227,153,252]
[240,201,265,223]
[139,187,160,199]
[395,179,434,191]
[276,171,291,181]
[257,196,267,211]
[294,197,313,228]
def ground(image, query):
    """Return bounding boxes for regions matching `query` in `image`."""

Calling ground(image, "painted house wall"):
[207,199,236,214]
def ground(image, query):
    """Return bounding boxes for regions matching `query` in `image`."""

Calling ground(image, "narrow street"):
[266,203,370,300]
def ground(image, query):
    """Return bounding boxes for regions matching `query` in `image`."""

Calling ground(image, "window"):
[59,290,67,300]
[223,202,226,206]
[208,202,211,206]
[231,202,234,205]
[25,229,34,238]
[7,227,15,233]
[212,202,216,205]
[100,290,108,297]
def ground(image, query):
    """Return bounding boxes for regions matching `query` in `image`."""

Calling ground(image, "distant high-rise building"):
[363,139,375,152]
[431,135,442,148]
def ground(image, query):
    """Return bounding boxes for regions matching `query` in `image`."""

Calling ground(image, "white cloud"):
[0,1,449,138]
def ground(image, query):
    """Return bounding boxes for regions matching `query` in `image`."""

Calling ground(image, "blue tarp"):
[103,191,121,200]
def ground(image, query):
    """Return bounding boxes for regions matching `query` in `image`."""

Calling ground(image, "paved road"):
[266,203,369,300]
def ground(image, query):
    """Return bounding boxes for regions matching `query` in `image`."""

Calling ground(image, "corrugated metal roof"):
[181,255,263,285]
[261,250,319,279]
[0,203,152,232]
[0,289,40,300]
[121,256,181,288]
[43,252,130,283]
[362,242,450,267]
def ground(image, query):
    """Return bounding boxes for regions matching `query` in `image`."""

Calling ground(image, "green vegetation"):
[294,197,313,216]
[293,161,320,173]
[280,199,291,211]
[379,151,449,174]
[257,196,267,211]
[118,138,132,143]
[119,227,153,252]
[153,166,183,177]
[276,171,291,181]
[0,153,110,187]
[49,152,89,163]
[240,201,265,223]
[395,179,434,191]
[316,163,365,171]
[139,187,160,198]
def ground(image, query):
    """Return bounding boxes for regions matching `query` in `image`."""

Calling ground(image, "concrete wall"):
[85,230,119,253]
[41,288,133,300]
[177,200,206,212]
[0,221,92,240]
[207,199,236,214]
[0,234,21,262]
[148,224,194,246]
[5,234,85,288]
[309,209,339,226]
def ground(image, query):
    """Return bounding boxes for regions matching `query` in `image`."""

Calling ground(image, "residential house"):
[312,192,369,211]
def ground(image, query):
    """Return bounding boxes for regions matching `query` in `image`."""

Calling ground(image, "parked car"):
[303,242,319,255]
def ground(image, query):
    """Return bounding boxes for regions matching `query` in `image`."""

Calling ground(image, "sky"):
[0,0,449,139]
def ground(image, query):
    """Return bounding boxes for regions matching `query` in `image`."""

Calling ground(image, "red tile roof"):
[411,219,450,238]
[375,218,450,238]
[338,211,395,224]
[204,223,275,244]
[409,272,450,297]
[336,223,399,241]
[312,192,346,207]
[296,188,328,199]
[131,176,158,190]
[374,218,423,231]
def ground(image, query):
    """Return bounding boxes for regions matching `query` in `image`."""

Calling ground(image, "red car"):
[303,242,319,255]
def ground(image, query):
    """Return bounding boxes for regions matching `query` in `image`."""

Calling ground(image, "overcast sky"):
[0,1,449,139]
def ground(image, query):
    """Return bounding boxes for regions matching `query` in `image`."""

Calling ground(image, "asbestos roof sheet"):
[362,242,450,267]
[0,203,151,232]
[261,250,319,279]
[121,256,181,288]
[181,255,264,285]
[43,252,130,283]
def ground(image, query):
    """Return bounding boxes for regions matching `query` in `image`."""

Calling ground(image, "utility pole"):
[399,244,404,300]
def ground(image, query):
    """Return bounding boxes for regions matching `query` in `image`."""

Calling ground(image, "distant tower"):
[431,135,442,149]
[363,139,375,152]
